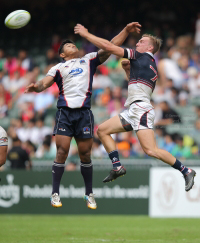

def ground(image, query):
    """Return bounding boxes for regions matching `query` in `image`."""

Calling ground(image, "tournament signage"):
[0,170,149,214]
[149,167,200,217]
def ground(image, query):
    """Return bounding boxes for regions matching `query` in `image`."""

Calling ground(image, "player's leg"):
[74,109,97,209]
[75,137,93,197]
[97,115,130,182]
[51,134,72,207]
[0,126,8,167]
[137,129,196,191]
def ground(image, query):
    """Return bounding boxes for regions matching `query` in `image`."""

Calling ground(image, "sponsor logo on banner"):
[157,173,179,210]
[0,174,20,208]
[149,167,200,217]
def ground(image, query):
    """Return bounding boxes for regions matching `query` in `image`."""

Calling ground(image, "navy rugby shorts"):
[53,107,94,138]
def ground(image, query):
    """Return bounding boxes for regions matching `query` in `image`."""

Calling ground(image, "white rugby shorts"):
[120,101,155,131]
[0,126,8,146]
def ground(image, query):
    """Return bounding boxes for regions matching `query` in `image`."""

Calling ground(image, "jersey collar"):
[146,52,154,57]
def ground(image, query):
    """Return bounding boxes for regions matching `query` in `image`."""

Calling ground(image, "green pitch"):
[1,215,200,243]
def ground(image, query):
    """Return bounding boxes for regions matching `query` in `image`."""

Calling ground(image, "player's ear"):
[60,53,65,59]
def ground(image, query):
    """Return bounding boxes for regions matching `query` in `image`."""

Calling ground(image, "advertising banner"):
[149,167,200,217]
[0,170,149,214]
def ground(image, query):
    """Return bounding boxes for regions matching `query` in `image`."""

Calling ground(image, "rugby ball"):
[5,10,31,29]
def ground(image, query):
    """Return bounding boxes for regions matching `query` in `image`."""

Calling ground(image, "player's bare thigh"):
[97,115,126,136]
[55,135,72,163]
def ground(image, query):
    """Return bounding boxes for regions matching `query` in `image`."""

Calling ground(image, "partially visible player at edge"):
[0,126,8,167]
[74,23,196,192]
[25,22,142,209]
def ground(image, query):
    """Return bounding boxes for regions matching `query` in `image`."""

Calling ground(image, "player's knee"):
[79,151,91,162]
[97,125,106,138]
[144,148,157,158]
[56,147,68,162]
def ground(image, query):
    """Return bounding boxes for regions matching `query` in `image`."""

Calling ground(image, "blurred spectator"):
[162,133,176,153]
[107,86,125,115]
[35,135,56,159]
[171,134,191,158]
[194,13,200,47]
[155,101,181,126]
[7,136,32,170]
[34,89,55,118]
[187,67,200,97]
[18,49,34,71]
[0,49,6,71]
[46,49,60,65]
[51,34,62,53]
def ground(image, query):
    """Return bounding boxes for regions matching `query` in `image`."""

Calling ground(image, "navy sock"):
[109,150,121,168]
[52,161,65,194]
[80,161,93,196]
[172,159,189,175]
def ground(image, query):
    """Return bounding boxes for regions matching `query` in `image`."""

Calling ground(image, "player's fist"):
[74,24,89,37]
[121,60,130,70]
[126,22,141,34]
[24,83,38,93]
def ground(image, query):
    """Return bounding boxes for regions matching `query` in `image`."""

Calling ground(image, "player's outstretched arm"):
[74,24,140,58]
[24,76,54,93]
[97,22,141,63]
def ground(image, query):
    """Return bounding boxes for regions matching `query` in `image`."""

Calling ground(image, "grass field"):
[1,215,200,243]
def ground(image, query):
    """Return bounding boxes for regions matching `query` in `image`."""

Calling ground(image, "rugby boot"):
[50,193,62,208]
[83,193,97,210]
[103,166,126,183]
[184,169,196,192]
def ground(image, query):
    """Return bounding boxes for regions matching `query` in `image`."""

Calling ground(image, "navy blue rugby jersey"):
[123,49,158,107]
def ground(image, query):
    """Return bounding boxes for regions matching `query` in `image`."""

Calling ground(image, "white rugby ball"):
[5,10,31,29]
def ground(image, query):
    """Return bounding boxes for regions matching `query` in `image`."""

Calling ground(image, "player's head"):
[136,34,162,54]
[58,39,79,59]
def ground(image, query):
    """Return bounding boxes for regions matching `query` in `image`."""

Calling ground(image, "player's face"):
[136,37,153,53]
[61,43,79,58]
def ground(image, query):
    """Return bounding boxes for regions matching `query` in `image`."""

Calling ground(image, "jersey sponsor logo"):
[80,59,86,64]
[83,127,90,134]
[69,68,83,76]
[65,65,69,68]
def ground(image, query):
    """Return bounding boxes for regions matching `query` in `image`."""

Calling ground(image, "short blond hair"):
[142,34,162,54]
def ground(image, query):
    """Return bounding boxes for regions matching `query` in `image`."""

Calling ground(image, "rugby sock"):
[52,161,65,195]
[172,159,189,175]
[109,150,121,168]
[80,161,93,196]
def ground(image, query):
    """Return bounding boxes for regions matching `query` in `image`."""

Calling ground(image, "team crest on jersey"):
[83,127,90,134]
[0,137,8,143]
[80,59,86,64]
[69,68,83,76]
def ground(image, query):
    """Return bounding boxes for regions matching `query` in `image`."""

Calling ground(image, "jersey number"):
[150,65,158,82]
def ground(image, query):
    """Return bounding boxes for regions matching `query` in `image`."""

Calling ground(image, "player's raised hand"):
[74,24,89,37]
[126,22,141,34]
[24,83,39,93]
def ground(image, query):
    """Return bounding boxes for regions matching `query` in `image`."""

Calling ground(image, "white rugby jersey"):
[124,49,158,107]
[47,52,101,108]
